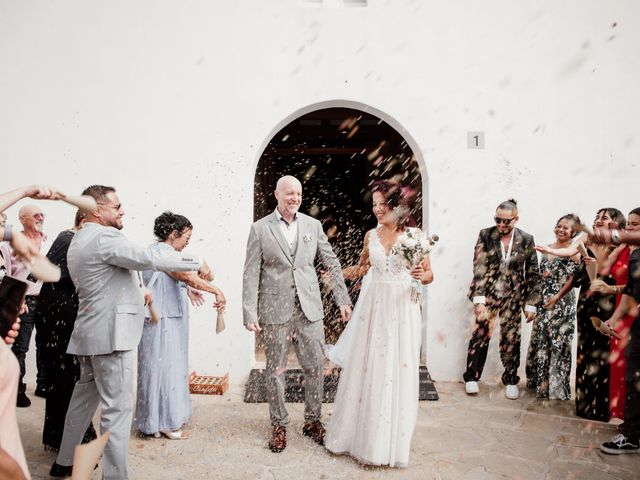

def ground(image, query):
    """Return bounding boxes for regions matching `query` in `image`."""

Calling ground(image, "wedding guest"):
[34,210,97,450]
[0,186,64,270]
[0,213,8,280]
[51,185,211,479]
[593,208,640,420]
[136,211,226,440]
[0,237,11,282]
[1,318,30,479]
[0,448,27,480]
[11,204,49,407]
[526,214,580,400]
[543,208,625,421]
[463,199,541,399]
[242,175,351,453]
[591,218,640,454]
[325,180,433,468]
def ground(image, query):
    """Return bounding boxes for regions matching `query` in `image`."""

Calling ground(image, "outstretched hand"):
[534,245,552,254]
[187,288,205,307]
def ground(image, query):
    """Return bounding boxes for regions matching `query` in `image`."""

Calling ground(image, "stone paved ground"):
[17,381,640,479]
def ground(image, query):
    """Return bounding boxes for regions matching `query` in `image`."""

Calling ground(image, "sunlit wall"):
[2,0,638,384]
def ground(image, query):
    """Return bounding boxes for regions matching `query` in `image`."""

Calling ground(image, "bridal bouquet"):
[392,229,437,303]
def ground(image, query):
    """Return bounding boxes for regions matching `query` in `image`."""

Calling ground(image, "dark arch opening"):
[253,106,423,357]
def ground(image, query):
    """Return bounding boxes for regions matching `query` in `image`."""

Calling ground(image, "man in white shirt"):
[463,199,541,399]
[11,204,49,407]
[243,175,352,453]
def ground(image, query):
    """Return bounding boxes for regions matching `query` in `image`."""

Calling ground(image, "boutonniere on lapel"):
[303,234,312,243]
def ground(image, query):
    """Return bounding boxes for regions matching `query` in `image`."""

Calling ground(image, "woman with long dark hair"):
[592,208,640,420]
[540,207,626,420]
[325,180,433,468]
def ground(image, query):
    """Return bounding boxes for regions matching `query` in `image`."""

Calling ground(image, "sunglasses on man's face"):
[494,216,515,225]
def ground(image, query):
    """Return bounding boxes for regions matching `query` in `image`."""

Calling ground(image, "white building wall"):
[2,0,638,384]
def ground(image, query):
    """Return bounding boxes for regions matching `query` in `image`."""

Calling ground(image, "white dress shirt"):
[275,208,298,250]
[472,230,536,313]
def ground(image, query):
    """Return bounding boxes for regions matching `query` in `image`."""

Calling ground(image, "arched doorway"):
[253,102,427,363]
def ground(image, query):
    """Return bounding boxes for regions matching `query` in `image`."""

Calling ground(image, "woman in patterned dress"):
[526,214,580,399]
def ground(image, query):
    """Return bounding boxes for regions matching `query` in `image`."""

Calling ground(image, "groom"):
[243,175,352,453]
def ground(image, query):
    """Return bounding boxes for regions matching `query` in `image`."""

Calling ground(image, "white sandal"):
[159,430,188,440]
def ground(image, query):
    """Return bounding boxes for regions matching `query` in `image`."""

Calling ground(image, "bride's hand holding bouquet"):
[392,229,436,302]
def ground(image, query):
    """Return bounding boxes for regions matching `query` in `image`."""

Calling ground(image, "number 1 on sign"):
[467,131,484,149]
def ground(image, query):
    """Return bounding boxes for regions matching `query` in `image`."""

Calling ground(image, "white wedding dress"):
[325,227,422,468]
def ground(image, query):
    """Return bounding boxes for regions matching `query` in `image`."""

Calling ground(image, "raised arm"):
[100,229,201,272]
[536,233,587,257]
[168,271,226,311]
[0,185,65,212]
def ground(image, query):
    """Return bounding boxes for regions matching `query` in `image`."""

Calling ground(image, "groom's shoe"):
[269,426,287,453]
[303,420,326,446]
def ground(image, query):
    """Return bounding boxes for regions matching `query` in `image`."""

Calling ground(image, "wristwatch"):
[611,229,621,245]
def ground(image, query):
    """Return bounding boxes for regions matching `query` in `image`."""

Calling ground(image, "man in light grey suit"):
[243,175,352,453]
[50,185,212,479]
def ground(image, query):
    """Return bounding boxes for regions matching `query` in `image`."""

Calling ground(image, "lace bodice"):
[368,228,414,282]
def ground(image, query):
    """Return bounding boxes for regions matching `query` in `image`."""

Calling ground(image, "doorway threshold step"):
[244,366,438,403]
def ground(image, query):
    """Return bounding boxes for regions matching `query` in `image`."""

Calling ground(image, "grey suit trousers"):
[263,300,325,427]
[56,351,134,480]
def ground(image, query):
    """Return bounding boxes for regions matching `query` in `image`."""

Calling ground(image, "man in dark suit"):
[463,199,541,399]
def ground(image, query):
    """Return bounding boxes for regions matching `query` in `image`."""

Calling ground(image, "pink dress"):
[0,345,31,479]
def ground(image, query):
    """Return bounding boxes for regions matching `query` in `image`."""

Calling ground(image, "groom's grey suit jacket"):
[66,222,201,356]
[243,211,350,325]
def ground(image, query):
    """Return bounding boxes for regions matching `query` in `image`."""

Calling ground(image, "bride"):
[325,180,434,468]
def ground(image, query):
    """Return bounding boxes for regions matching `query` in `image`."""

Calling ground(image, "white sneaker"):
[505,384,519,400]
[465,381,479,395]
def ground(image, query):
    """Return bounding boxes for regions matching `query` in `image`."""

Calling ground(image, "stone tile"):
[546,458,638,480]
[17,381,640,480]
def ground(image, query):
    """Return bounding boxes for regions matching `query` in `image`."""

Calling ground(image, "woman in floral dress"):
[527,214,580,399]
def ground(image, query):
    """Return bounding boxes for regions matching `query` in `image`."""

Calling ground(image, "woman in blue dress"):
[135,211,226,439]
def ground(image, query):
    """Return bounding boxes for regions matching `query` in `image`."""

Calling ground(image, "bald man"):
[243,175,352,453]
[11,204,48,407]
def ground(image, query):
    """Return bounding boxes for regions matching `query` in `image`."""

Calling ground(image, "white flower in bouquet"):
[392,229,438,303]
